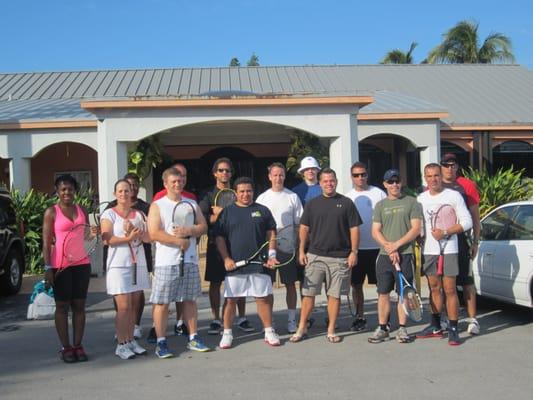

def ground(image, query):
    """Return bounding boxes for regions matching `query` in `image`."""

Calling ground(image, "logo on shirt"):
[336,204,342,208]
[251,211,262,218]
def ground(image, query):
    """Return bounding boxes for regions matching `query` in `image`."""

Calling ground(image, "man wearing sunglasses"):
[345,162,386,332]
[368,169,422,343]
[199,158,253,336]
[440,153,481,336]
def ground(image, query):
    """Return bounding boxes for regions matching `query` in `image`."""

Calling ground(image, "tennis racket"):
[213,188,236,208]
[124,209,147,285]
[172,200,196,277]
[234,241,270,269]
[430,204,457,275]
[270,225,297,269]
[394,263,423,322]
[88,201,112,228]
[62,223,98,268]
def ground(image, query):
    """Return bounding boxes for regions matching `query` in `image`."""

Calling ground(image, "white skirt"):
[106,265,150,295]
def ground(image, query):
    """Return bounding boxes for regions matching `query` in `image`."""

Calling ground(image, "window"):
[480,206,517,241]
[507,205,533,240]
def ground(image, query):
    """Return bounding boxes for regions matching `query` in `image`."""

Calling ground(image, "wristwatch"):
[443,230,449,239]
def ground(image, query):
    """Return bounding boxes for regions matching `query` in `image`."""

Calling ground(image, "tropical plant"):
[247,53,260,66]
[286,130,329,178]
[381,42,418,64]
[229,57,240,66]
[462,165,528,217]
[128,135,170,183]
[427,20,515,64]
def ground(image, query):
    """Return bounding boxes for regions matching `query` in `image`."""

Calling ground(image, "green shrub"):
[10,187,94,274]
[462,166,529,217]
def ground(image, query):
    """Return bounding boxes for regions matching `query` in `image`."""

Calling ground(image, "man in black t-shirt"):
[214,177,280,349]
[290,168,361,344]
[199,158,252,335]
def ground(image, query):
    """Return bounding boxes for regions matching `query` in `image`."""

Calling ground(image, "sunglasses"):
[441,163,456,168]
[351,173,368,178]
[386,179,400,185]
[217,168,231,173]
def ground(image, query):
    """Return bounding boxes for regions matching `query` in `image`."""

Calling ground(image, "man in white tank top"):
[147,167,209,358]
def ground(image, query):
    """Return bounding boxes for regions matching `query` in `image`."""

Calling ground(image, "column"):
[328,114,358,194]
[9,157,31,192]
[97,121,129,202]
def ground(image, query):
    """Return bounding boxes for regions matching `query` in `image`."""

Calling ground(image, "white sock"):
[288,309,296,321]
[264,326,274,334]
[176,320,184,326]
[157,337,166,343]
[188,333,197,341]
[223,329,233,336]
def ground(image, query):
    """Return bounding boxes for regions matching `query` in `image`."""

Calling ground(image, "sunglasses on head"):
[217,168,231,173]
[386,179,400,185]
[351,173,368,178]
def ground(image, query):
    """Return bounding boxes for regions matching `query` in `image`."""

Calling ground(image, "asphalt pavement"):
[1,274,532,400]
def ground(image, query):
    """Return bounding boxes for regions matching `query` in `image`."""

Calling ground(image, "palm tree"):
[427,20,515,64]
[381,42,418,64]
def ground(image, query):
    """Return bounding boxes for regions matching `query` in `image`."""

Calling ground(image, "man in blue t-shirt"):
[215,177,280,349]
[291,156,322,206]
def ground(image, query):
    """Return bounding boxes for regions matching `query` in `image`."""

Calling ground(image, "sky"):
[1,0,532,73]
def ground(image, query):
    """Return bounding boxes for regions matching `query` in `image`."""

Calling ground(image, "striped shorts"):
[149,263,201,304]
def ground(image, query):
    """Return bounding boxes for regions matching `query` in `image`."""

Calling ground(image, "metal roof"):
[0,64,532,126]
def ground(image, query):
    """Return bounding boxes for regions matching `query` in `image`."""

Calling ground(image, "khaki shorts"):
[301,253,351,299]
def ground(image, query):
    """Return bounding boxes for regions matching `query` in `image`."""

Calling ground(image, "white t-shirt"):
[153,196,199,266]
[256,188,303,242]
[101,208,147,269]
[417,188,473,255]
[345,186,386,249]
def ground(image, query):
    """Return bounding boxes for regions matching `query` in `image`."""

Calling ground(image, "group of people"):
[41,152,481,363]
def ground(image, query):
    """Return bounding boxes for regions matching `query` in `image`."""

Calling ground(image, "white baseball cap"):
[297,156,321,173]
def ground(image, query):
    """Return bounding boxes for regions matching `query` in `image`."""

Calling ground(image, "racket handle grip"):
[437,255,444,276]
[235,260,246,268]
[132,268,137,285]
[394,263,401,272]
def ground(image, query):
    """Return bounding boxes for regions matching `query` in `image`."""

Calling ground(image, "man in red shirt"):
[152,163,197,202]
[441,153,481,335]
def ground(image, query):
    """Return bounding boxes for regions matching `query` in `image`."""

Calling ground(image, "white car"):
[472,201,533,308]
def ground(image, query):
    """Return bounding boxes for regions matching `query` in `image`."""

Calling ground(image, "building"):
[1,64,532,200]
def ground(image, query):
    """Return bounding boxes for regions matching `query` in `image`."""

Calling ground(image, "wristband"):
[350,250,358,254]
[268,250,277,259]
[44,265,53,271]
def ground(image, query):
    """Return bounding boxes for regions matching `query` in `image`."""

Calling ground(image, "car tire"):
[0,249,24,295]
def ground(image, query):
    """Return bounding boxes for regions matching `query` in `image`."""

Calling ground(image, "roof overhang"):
[358,112,448,121]
[0,120,97,130]
[441,124,533,131]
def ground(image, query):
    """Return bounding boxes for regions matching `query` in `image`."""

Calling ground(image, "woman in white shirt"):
[101,180,150,359]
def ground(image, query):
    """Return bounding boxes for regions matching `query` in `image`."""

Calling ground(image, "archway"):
[493,140,533,176]
[31,142,98,194]
[359,134,421,190]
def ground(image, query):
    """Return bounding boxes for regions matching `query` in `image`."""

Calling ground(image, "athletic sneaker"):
[128,339,147,355]
[219,332,233,349]
[147,327,157,344]
[287,320,297,334]
[448,326,461,346]
[174,322,189,336]
[187,335,211,352]
[395,327,411,343]
[116,343,136,360]
[416,325,444,339]
[73,345,88,362]
[467,318,480,335]
[350,318,367,332]
[59,346,76,363]
[368,326,389,343]
[264,329,281,346]
[133,325,143,339]
[208,320,222,335]
[155,340,174,359]
[237,318,255,332]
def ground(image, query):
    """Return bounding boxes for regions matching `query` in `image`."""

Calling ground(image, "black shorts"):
[351,249,379,285]
[263,258,300,285]
[375,254,414,294]
[53,264,91,302]
[204,241,226,283]
[456,233,474,286]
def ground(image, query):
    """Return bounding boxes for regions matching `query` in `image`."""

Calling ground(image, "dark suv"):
[0,187,25,295]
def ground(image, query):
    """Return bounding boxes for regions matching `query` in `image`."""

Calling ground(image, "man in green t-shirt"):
[368,169,423,344]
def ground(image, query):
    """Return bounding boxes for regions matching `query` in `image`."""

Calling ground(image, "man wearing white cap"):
[292,156,322,206]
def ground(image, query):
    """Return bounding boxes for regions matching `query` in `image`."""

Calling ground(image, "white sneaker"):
[219,332,233,349]
[133,325,143,339]
[115,343,136,360]
[287,320,297,334]
[467,318,480,335]
[128,339,147,355]
[264,329,281,346]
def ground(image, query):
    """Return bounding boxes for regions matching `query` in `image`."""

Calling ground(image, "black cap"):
[441,153,458,164]
[383,169,400,181]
